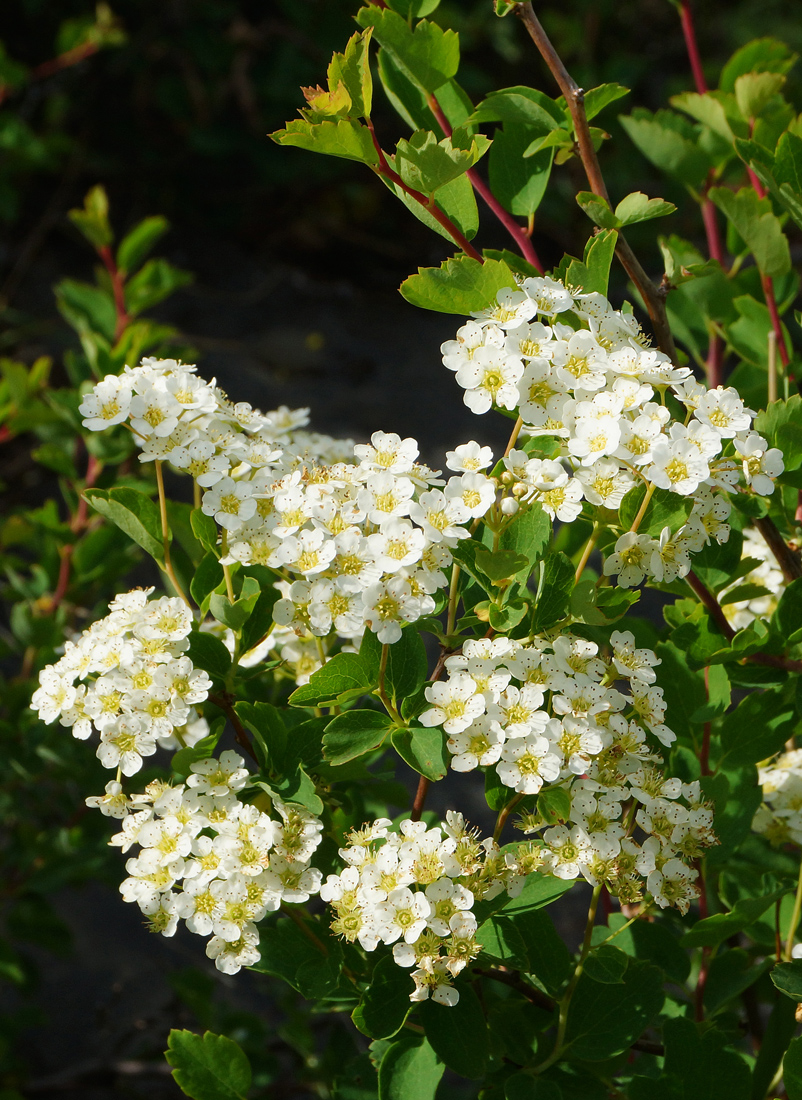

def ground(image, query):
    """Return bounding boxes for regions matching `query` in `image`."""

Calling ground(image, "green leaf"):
[470,85,564,130]
[419,984,488,1079]
[186,631,231,682]
[785,1035,802,1100]
[360,627,429,704]
[532,552,574,631]
[496,501,551,578]
[576,191,618,229]
[270,119,379,164]
[754,395,802,471]
[662,1017,751,1100]
[474,548,530,583]
[614,191,676,226]
[593,913,690,984]
[125,258,192,316]
[208,576,260,632]
[395,127,490,193]
[31,442,78,478]
[772,578,802,644]
[704,949,773,1015]
[583,944,628,984]
[720,37,798,91]
[328,29,374,119]
[165,1029,251,1100]
[683,880,790,948]
[323,710,394,764]
[690,663,731,723]
[718,687,797,767]
[670,90,743,143]
[378,1037,444,1100]
[84,486,165,562]
[752,995,798,1100]
[399,255,517,314]
[734,71,786,119]
[56,279,117,342]
[537,785,571,826]
[618,483,691,537]
[735,136,802,233]
[584,82,630,120]
[356,6,458,94]
[235,701,286,772]
[770,959,802,1000]
[67,184,112,250]
[620,107,712,187]
[353,955,413,1039]
[653,642,706,742]
[386,168,479,242]
[190,552,224,611]
[391,725,448,780]
[489,127,553,216]
[565,229,618,295]
[564,959,663,1061]
[709,186,791,277]
[190,508,219,554]
[116,215,169,274]
[289,652,375,708]
[251,916,342,997]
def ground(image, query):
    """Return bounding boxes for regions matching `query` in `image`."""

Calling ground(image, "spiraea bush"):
[8,1,802,1097]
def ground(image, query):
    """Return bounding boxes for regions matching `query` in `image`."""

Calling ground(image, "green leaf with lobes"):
[165,1029,251,1100]
[683,880,790,948]
[323,710,394,765]
[399,256,517,314]
[469,85,564,131]
[619,107,713,187]
[532,551,574,631]
[488,128,553,217]
[83,487,166,563]
[384,167,479,243]
[327,29,373,119]
[394,127,490,193]
[564,229,618,296]
[356,5,459,93]
[359,627,428,702]
[269,118,379,164]
[576,190,676,228]
[708,185,791,278]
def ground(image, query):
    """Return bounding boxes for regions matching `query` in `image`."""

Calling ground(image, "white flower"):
[445,441,494,473]
[603,532,656,588]
[647,858,698,914]
[455,346,524,414]
[354,431,419,474]
[201,477,258,531]
[187,751,249,796]
[647,439,709,496]
[378,887,431,944]
[420,673,485,735]
[129,383,183,438]
[362,577,430,644]
[408,489,470,545]
[522,276,574,314]
[79,375,133,430]
[734,432,784,495]
[445,472,496,519]
[496,734,561,794]
[575,461,634,509]
[447,715,505,771]
[694,388,754,438]
[471,287,537,330]
[97,716,157,776]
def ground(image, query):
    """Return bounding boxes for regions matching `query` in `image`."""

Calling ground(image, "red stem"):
[679,0,707,94]
[366,121,482,262]
[46,451,100,614]
[98,244,130,341]
[761,272,791,369]
[32,42,99,80]
[426,95,545,273]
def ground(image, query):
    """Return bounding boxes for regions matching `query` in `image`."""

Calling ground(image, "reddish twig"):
[32,42,100,81]
[426,95,545,273]
[753,516,802,583]
[366,121,482,261]
[514,3,677,361]
[98,245,130,340]
[45,452,100,614]
[678,0,707,95]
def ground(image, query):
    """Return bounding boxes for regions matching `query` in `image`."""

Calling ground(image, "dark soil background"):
[1,0,800,1094]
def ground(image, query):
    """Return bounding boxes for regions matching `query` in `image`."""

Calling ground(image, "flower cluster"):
[753,749,802,847]
[78,358,496,681]
[442,278,783,587]
[421,630,716,912]
[85,754,323,974]
[321,812,520,1006]
[31,588,211,774]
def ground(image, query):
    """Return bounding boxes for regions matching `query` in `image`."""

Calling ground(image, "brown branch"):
[208,691,259,765]
[753,516,802,583]
[686,570,802,673]
[514,2,677,362]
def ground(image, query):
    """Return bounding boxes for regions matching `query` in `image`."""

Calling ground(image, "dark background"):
[1,1,800,1095]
